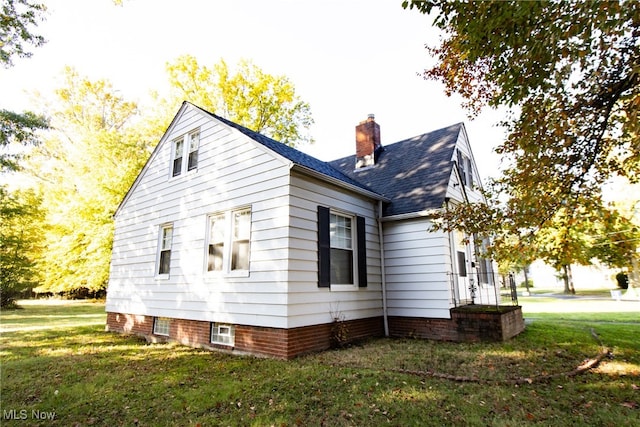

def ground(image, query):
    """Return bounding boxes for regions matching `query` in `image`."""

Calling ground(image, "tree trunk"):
[562,264,576,294]
[523,266,531,294]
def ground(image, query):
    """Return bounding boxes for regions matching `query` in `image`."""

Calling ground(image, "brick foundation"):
[106,306,523,358]
[106,312,384,359]
[388,305,525,342]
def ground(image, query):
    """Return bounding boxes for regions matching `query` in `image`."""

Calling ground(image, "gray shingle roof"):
[194,104,380,196]
[193,102,460,218]
[329,123,462,217]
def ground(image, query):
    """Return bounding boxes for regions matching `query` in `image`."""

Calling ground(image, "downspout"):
[377,200,389,337]
[445,198,459,306]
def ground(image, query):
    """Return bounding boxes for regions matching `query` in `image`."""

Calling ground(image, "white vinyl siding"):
[286,172,383,328]
[383,218,453,319]
[106,105,293,328]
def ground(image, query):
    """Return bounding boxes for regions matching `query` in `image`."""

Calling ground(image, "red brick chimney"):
[355,114,381,169]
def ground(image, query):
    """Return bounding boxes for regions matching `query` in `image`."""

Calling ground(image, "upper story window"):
[206,207,252,276]
[172,139,183,177]
[187,131,199,171]
[157,224,173,277]
[171,129,200,177]
[456,150,474,188]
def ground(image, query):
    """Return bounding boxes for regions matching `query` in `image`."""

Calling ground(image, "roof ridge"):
[188,102,383,197]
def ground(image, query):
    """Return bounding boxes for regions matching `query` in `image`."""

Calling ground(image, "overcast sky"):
[1,0,507,180]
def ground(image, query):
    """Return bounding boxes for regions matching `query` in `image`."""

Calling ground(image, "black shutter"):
[357,216,367,287]
[317,206,330,287]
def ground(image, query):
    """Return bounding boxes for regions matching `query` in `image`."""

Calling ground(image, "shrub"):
[519,279,534,288]
[615,272,629,289]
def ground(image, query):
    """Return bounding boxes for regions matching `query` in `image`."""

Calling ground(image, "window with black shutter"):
[317,206,367,288]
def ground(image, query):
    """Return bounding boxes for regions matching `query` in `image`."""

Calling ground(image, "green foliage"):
[0,109,48,171]
[616,272,629,289]
[519,279,533,288]
[409,1,640,283]
[27,68,150,294]
[0,187,44,306]
[2,300,639,426]
[0,0,47,67]
[0,1,49,172]
[162,55,314,146]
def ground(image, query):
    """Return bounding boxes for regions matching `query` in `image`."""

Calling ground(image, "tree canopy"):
[23,58,316,295]
[161,56,314,146]
[0,0,47,67]
[404,0,640,283]
[27,68,150,294]
[0,187,44,305]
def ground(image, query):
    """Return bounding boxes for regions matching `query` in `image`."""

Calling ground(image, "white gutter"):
[378,200,389,336]
[291,164,390,203]
[379,207,444,222]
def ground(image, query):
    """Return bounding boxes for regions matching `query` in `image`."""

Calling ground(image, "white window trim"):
[169,128,200,179]
[187,130,200,172]
[204,207,252,278]
[210,322,235,346]
[155,223,173,280]
[329,210,357,290]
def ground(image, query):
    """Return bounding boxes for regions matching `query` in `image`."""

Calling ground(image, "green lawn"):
[1,300,639,426]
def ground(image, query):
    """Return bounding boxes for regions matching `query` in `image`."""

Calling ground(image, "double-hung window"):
[329,213,354,285]
[456,150,474,188]
[171,129,200,177]
[207,214,226,272]
[157,224,173,277]
[231,209,251,271]
[206,207,252,275]
[317,206,367,288]
[187,131,199,171]
[172,139,184,177]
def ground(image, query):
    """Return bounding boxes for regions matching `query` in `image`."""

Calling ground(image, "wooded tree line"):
[2,1,638,305]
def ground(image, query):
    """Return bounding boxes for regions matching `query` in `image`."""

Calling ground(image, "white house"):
[105,102,524,359]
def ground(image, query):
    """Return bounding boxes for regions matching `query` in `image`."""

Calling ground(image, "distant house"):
[105,102,524,359]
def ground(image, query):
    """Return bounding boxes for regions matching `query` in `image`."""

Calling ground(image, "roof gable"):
[329,123,463,217]
[189,103,385,199]
[117,102,467,218]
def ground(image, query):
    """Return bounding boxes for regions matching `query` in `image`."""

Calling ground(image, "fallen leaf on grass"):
[621,402,638,409]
